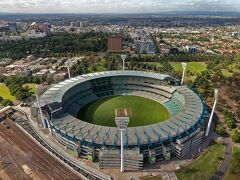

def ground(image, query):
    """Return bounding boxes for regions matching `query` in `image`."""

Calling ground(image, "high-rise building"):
[107,36,123,52]
[135,39,155,54]
[16,22,24,31]
[43,23,51,36]
[8,22,17,32]
[70,21,75,28]
[79,21,84,28]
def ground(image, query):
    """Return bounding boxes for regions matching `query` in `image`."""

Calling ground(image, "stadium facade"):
[33,71,209,170]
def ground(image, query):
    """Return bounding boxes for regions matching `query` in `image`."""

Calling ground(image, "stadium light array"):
[121,54,127,71]
[181,62,187,85]
[65,61,72,79]
[115,117,129,172]
[36,85,47,128]
[205,89,218,136]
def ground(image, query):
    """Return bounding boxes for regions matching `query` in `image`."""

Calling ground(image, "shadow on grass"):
[217,157,224,161]
[184,168,199,174]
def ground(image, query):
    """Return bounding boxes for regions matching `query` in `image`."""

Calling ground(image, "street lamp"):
[121,54,127,71]
[205,89,218,136]
[181,62,187,85]
[115,117,129,172]
[35,85,47,128]
[65,61,72,79]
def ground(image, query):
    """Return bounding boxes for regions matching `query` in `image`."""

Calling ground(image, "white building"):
[135,39,155,54]
[184,45,199,54]
[0,35,23,41]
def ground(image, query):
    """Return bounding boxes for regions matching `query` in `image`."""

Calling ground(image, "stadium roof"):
[39,71,175,107]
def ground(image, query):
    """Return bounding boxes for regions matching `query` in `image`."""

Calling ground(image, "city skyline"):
[0,0,240,13]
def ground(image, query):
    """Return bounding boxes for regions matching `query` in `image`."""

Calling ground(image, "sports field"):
[0,83,16,102]
[23,83,37,94]
[170,62,207,74]
[78,95,170,127]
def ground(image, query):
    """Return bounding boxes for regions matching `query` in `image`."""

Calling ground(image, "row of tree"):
[103,54,181,78]
[0,32,108,59]
[4,77,32,101]
[70,54,182,79]
[0,96,13,106]
[3,76,46,101]
[125,54,221,63]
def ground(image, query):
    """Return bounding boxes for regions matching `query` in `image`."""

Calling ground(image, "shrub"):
[215,124,225,136]
[224,115,235,129]
[1,99,13,106]
[231,130,240,143]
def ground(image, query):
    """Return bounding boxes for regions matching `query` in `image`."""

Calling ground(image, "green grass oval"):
[78,95,170,127]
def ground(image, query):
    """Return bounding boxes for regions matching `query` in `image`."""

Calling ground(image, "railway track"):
[9,111,111,180]
[0,137,29,179]
[0,119,79,179]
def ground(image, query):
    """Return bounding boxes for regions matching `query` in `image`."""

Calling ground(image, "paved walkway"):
[161,172,178,180]
[211,111,233,180]
[211,136,232,180]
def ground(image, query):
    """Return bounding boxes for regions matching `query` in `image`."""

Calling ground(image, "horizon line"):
[1,10,240,15]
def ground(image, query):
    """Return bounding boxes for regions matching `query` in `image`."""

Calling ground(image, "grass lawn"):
[140,175,162,180]
[143,62,164,68]
[78,95,170,127]
[0,83,16,102]
[229,64,240,73]
[222,69,233,77]
[170,62,207,74]
[23,83,37,94]
[185,75,197,81]
[176,143,224,180]
[224,147,240,180]
[225,172,240,180]
[222,63,240,77]
[96,66,107,72]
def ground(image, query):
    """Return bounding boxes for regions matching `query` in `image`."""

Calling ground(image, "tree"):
[1,99,13,106]
[215,124,225,136]
[225,119,234,129]
[0,32,108,59]
[0,75,5,83]
[3,76,34,101]
[231,130,240,143]
[224,115,235,129]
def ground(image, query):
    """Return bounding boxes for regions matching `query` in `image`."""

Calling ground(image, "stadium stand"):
[35,71,208,169]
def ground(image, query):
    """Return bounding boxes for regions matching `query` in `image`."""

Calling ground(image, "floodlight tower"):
[115,117,129,172]
[121,54,127,71]
[181,62,187,85]
[36,86,47,128]
[205,89,218,136]
[65,61,72,79]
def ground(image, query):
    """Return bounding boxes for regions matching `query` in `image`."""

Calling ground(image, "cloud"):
[0,0,239,13]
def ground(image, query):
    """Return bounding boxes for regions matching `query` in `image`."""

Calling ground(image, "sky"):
[0,0,239,13]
